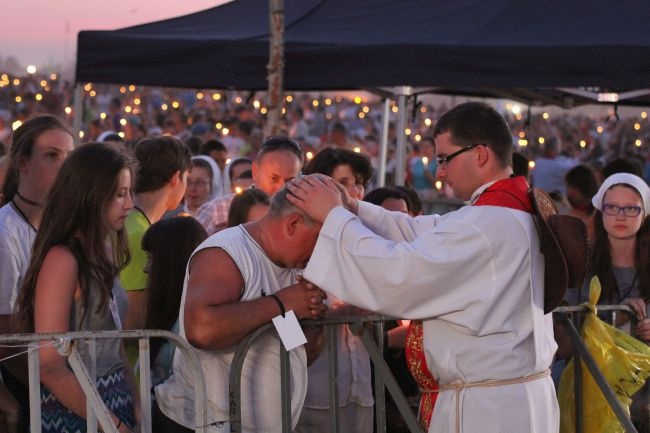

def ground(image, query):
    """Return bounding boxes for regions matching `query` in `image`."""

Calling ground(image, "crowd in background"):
[1,70,649,197]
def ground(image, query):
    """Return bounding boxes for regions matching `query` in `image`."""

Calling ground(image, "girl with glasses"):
[563,172,650,429]
[587,172,650,337]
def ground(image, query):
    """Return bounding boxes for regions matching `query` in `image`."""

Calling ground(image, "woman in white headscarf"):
[588,172,650,427]
[183,156,221,215]
[587,173,650,336]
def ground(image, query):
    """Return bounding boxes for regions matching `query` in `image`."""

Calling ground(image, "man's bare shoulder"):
[187,247,244,303]
[190,246,240,278]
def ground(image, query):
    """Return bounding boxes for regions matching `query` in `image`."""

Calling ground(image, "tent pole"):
[265,0,284,137]
[377,97,391,188]
[73,83,83,144]
[395,86,411,186]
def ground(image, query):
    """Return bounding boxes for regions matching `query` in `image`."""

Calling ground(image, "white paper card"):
[271,310,307,351]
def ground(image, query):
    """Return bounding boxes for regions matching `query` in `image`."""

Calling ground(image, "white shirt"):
[0,203,36,315]
[155,226,307,433]
[303,197,559,433]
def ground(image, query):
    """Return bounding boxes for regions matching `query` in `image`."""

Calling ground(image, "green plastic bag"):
[558,277,650,433]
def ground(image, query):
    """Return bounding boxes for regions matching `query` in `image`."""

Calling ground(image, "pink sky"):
[0,0,230,68]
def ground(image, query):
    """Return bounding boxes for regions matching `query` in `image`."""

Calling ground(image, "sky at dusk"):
[0,0,230,68]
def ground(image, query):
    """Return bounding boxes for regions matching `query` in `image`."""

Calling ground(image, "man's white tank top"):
[155,226,307,432]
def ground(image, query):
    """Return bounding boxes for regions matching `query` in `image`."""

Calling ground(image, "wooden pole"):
[266,0,284,137]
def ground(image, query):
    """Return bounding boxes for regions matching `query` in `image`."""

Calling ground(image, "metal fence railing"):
[2,305,647,433]
[0,330,207,433]
[230,308,647,433]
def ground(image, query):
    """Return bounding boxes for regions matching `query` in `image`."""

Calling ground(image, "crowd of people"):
[0,86,648,433]
[1,70,649,193]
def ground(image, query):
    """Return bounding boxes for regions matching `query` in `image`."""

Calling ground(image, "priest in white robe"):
[287,102,559,433]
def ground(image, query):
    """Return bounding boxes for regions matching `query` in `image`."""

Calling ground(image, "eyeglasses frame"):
[436,143,482,166]
[602,203,643,217]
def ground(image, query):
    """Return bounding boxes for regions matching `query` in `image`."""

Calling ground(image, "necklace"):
[15,191,44,208]
[11,200,37,232]
[614,269,638,303]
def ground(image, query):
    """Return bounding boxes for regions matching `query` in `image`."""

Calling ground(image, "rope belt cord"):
[420,369,551,433]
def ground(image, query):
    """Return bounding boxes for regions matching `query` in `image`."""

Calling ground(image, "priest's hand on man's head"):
[286,174,343,223]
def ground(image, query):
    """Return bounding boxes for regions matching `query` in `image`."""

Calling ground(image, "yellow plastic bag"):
[558,277,650,433]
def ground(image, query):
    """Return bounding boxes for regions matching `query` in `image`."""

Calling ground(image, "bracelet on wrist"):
[268,293,286,318]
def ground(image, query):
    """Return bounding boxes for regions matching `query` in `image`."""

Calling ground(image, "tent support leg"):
[378,97,391,187]
[73,83,83,144]
[395,86,411,186]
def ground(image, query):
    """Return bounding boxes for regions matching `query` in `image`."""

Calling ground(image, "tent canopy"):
[77,0,650,105]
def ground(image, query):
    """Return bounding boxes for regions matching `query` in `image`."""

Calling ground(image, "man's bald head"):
[267,185,315,226]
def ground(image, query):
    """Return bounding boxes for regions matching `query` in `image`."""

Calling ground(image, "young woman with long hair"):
[0,114,74,430]
[142,216,207,385]
[579,172,650,429]
[14,143,140,432]
[0,115,74,321]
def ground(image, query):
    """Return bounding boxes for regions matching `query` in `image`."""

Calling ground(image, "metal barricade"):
[0,329,207,433]
[229,307,648,433]
[228,315,424,433]
[10,308,642,433]
[554,304,646,433]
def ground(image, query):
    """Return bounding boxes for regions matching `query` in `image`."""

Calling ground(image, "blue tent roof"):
[76,0,650,98]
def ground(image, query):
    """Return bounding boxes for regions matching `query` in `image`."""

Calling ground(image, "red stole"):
[473,176,534,214]
[405,321,437,430]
